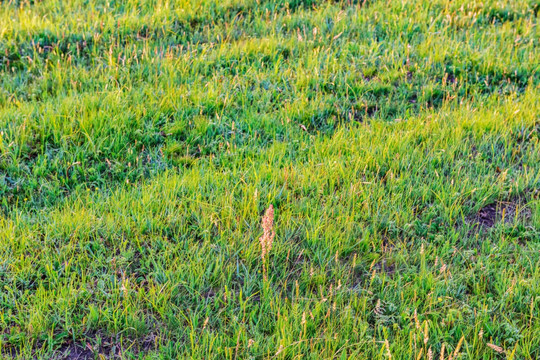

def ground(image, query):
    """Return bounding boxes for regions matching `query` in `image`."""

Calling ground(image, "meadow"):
[0,0,539,358]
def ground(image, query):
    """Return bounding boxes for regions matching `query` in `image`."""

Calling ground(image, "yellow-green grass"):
[0,0,539,358]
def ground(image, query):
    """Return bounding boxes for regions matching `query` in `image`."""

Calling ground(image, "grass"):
[0,0,539,358]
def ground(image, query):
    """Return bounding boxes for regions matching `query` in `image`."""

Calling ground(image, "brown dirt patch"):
[469,200,531,229]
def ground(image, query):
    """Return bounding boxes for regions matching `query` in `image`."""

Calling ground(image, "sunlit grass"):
[0,0,539,358]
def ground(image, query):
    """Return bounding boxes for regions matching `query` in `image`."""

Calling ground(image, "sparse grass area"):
[0,0,539,359]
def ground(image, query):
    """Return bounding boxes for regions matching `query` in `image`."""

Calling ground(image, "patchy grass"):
[0,0,539,359]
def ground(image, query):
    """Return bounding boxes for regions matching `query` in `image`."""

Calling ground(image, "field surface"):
[1,0,540,359]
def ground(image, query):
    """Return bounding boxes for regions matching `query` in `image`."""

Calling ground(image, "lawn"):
[0,0,539,358]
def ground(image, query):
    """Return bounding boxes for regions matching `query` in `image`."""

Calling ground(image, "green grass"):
[0,0,539,358]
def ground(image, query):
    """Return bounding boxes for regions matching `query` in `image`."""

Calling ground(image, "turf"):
[0,0,539,358]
